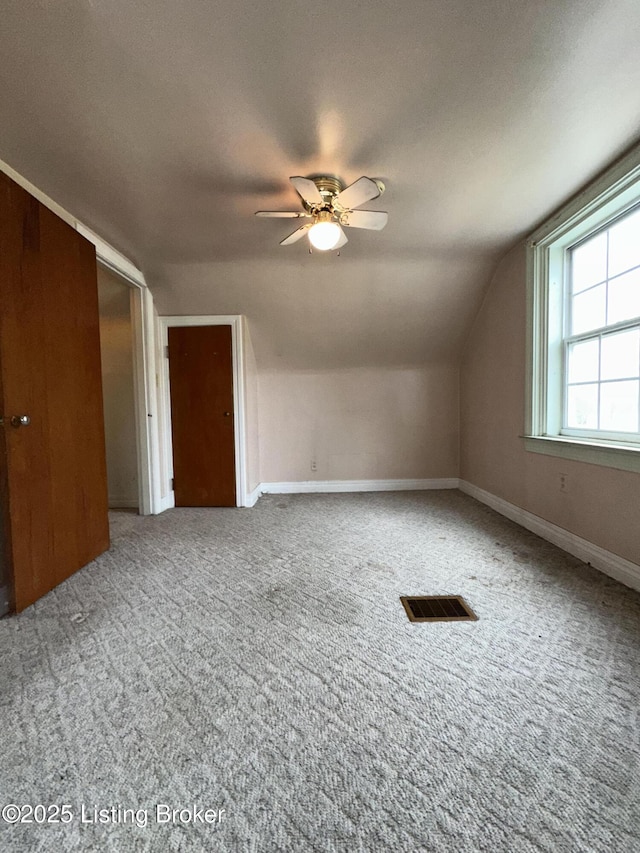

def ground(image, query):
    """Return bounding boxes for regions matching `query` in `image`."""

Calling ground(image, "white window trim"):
[525,144,640,474]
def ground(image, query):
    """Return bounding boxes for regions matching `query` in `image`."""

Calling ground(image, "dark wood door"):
[0,173,110,613]
[168,325,236,507]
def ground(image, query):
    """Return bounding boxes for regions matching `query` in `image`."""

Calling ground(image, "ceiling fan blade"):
[341,210,388,231]
[290,176,323,206]
[255,211,308,218]
[280,225,310,246]
[334,226,348,249]
[334,176,381,210]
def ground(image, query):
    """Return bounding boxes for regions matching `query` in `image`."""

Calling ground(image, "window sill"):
[523,435,640,473]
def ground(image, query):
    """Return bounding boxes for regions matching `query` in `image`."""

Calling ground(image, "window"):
[526,147,640,473]
[565,207,640,438]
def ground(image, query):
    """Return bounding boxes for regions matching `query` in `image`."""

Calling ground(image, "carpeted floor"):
[1,491,640,852]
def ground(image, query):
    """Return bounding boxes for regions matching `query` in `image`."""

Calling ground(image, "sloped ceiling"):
[2,0,640,368]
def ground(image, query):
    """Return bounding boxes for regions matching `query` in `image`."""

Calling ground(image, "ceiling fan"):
[256,175,388,251]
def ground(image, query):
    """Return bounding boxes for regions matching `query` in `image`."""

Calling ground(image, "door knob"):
[223,411,232,417]
[10,415,31,428]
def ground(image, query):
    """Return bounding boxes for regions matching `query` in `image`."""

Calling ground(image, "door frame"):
[77,225,160,517]
[158,315,249,509]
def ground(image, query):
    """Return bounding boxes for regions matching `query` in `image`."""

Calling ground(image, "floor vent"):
[400,595,477,623]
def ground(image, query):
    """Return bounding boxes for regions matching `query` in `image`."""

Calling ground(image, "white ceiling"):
[2,0,640,368]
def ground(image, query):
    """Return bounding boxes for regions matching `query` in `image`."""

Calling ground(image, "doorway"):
[75,222,159,517]
[0,160,159,521]
[168,324,236,506]
[158,315,250,508]
[97,267,139,510]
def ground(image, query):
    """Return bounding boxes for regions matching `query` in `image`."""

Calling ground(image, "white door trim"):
[92,252,158,516]
[129,285,160,515]
[158,316,248,509]
[84,234,159,516]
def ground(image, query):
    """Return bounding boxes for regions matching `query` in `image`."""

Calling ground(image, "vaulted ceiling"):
[2,1,640,368]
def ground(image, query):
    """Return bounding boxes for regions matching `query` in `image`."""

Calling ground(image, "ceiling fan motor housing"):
[303,175,344,212]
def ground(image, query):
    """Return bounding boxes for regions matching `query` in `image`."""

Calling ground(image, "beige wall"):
[150,258,495,371]
[460,243,639,566]
[154,261,466,486]
[259,365,459,483]
[98,268,139,508]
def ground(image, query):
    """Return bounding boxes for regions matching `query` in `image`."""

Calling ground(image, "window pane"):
[572,284,606,334]
[608,206,640,278]
[568,339,599,383]
[567,383,598,428]
[600,380,639,432]
[600,329,640,381]
[608,267,640,325]
[571,232,607,293]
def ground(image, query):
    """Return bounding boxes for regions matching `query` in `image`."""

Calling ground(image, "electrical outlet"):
[310,459,317,472]
[559,473,569,493]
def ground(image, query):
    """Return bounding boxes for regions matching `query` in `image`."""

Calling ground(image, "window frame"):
[525,146,640,474]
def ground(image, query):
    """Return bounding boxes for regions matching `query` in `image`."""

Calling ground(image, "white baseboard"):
[459,480,640,592]
[260,478,459,495]
[243,485,262,507]
[153,479,457,510]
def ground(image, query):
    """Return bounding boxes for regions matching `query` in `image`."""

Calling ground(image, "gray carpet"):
[1,491,640,852]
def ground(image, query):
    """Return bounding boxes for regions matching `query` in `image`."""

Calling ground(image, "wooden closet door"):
[0,173,109,613]
[168,325,236,507]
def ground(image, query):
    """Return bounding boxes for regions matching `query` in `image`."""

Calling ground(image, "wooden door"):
[0,173,109,613]
[168,325,236,507]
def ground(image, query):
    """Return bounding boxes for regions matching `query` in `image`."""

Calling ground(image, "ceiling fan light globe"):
[308,221,341,251]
